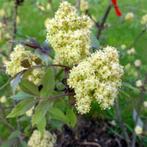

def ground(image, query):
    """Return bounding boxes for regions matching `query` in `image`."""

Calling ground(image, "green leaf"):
[40,68,55,98]
[20,79,40,96]
[32,100,51,126]
[11,91,33,100]
[49,107,77,127]
[37,116,46,134]
[66,108,77,128]
[49,107,68,123]
[123,82,140,94]
[49,120,63,130]
[7,98,35,118]
[8,130,20,140]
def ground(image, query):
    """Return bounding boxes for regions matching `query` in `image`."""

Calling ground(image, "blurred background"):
[0,0,147,146]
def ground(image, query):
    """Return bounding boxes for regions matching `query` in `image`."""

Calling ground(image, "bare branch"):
[115,98,130,146]
[0,64,70,91]
[11,0,18,51]
[97,3,112,39]
[76,0,81,10]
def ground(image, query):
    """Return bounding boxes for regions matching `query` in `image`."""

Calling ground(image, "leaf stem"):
[0,64,70,90]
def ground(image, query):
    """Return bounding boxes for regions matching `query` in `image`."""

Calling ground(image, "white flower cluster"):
[134,59,142,67]
[46,1,93,66]
[127,48,136,55]
[80,0,89,12]
[125,12,134,21]
[141,14,147,26]
[26,106,34,117]
[28,130,56,147]
[28,69,45,85]
[0,96,7,103]
[5,44,44,85]
[135,125,143,135]
[136,80,143,88]
[68,46,123,114]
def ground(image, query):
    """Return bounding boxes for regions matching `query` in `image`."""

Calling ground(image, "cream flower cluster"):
[141,14,147,26]
[28,130,56,147]
[5,44,44,85]
[28,69,45,85]
[46,1,93,66]
[135,125,143,135]
[68,46,123,114]
[125,12,134,21]
[80,0,89,12]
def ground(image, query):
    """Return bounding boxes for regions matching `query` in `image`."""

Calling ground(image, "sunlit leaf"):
[32,100,51,126]
[11,91,33,100]
[49,107,68,123]
[7,98,35,118]
[40,68,55,98]
[20,79,40,96]
[66,108,77,128]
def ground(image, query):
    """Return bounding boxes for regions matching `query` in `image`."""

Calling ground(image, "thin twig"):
[49,92,74,100]
[79,141,101,147]
[131,74,147,147]
[97,2,112,39]
[76,0,81,10]
[115,98,130,146]
[11,0,18,51]
[0,64,70,91]
[0,115,15,131]
[128,28,146,48]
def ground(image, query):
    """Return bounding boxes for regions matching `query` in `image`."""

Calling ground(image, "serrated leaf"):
[8,130,20,140]
[20,141,28,147]
[40,68,55,98]
[32,100,51,126]
[37,116,46,134]
[7,98,35,118]
[66,108,77,128]
[49,107,68,123]
[11,91,33,100]
[49,120,63,130]
[123,82,140,93]
[20,79,40,96]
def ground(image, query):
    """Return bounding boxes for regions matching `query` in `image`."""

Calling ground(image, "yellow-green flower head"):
[46,1,93,66]
[5,44,34,77]
[28,69,45,85]
[80,0,89,12]
[68,46,124,114]
[28,130,56,147]
[55,1,77,20]
[141,14,147,26]
[5,44,44,85]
